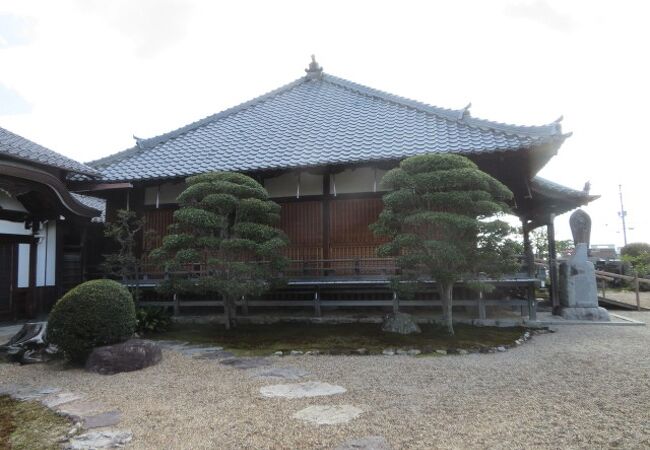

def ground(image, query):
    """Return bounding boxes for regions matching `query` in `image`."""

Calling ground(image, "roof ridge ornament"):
[305,55,323,80]
[458,102,472,120]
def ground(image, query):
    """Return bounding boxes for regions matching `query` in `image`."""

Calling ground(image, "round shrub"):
[48,279,136,363]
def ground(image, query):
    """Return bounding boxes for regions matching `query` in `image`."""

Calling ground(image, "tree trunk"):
[439,283,455,336]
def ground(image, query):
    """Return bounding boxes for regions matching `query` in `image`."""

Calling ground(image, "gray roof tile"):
[90,72,569,182]
[0,126,99,177]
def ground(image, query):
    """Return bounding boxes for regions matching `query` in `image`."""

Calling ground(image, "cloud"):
[504,0,576,32]
[0,14,35,47]
[74,0,193,58]
[0,84,32,115]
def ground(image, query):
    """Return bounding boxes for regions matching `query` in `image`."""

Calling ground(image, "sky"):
[0,0,648,248]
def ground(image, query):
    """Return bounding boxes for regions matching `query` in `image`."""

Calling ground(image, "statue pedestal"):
[559,243,610,321]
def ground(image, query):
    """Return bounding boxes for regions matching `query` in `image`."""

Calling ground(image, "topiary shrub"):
[48,279,136,363]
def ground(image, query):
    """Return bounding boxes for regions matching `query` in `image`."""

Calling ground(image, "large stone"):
[65,430,132,449]
[560,307,610,321]
[260,381,346,399]
[293,405,363,425]
[85,339,162,375]
[559,243,610,321]
[335,436,392,450]
[381,312,421,334]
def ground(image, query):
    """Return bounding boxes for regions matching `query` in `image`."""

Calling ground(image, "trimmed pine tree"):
[151,172,289,329]
[371,154,520,335]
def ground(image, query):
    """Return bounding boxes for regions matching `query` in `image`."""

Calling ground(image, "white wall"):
[264,172,323,198]
[1,216,57,288]
[35,220,56,287]
[144,182,186,206]
[0,190,28,212]
[17,244,30,288]
[330,167,388,194]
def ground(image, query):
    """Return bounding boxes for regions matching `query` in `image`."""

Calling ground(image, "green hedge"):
[48,279,136,362]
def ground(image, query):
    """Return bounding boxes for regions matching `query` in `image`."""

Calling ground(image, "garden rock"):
[260,381,346,398]
[85,339,162,375]
[381,312,421,335]
[293,404,363,425]
[65,430,132,449]
[335,436,392,450]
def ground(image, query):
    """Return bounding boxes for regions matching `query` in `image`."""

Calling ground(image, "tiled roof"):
[0,126,99,177]
[71,193,106,222]
[90,66,569,182]
[530,177,598,201]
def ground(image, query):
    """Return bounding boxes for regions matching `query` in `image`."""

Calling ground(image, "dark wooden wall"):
[141,196,386,264]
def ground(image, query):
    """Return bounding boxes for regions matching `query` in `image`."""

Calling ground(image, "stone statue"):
[569,209,591,248]
[559,243,610,321]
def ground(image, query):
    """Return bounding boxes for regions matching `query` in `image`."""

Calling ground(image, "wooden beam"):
[547,215,560,315]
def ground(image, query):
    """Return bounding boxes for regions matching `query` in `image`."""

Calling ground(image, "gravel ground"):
[1,313,649,449]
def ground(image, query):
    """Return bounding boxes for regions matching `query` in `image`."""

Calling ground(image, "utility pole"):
[618,184,628,246]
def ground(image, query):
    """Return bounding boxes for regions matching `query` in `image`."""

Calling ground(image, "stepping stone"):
[293,405,363,425]
[220,357,271,370]
[193,349,235,360]
[335,436,392,450]
[82,411,122,429]
[65,430,132,449]
[249,366,309,380]
[260,381,346,399]
[41,392,83,408]
[178,346,224,357]
[13,385,60,401]
[57,400,108,418]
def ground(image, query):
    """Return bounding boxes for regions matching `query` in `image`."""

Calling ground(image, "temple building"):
[0,127,103,319]
[75,57,598,316]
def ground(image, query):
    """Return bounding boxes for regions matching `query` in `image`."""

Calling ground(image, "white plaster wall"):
[330,167,388,194]
[17,243,30,288]
[144,182,187,206]
[35,220,56,287]
[264,172,324,198]
[0,190,27,212]
[264,172,299,198]
[0,220,32,235]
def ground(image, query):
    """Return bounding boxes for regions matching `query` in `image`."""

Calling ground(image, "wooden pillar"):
[522,221,537,321]
[477,290,486,320]
[522,221,535,277]
[322,172,331,272]
[314,290,321,317]
[28,237,38,318]
[392,291,399,314]
[547,215,560,315]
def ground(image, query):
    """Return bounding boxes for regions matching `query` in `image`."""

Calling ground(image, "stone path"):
[161,340,368,431]
[335,436,392,450]
[0,383,132,449]
[293,405,363,425]
[260,381,347,399]
[249,366,309,380]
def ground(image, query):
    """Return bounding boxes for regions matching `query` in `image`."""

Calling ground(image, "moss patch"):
[0,396,71,449]
[152,322,524,356]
